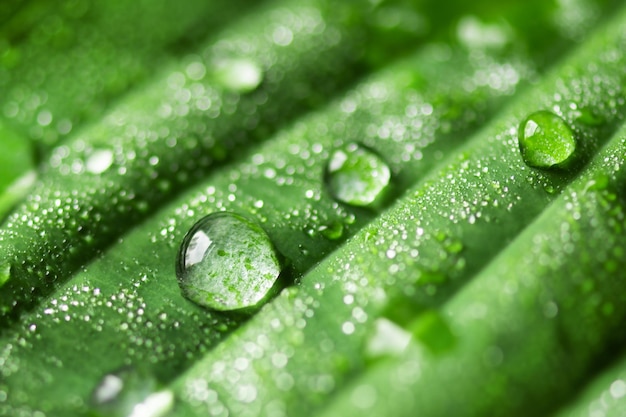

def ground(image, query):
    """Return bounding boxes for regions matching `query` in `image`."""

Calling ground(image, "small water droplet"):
[518,111,576,169]
[574,107,605,126]
[176,212,281,311]
[325,143,391,207]
[91,367,172,417]
[213,58,263,93]
[544,184,556,194]
[318,221,344,240]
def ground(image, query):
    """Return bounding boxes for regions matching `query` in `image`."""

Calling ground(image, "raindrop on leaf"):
[325,143,391,207]
[318,221,344,240]
[0,262,10,288]
[213,58,263,93]
[85,149,115,175]
[518,110,576,169]
[409,310,456,354]
[176,212,281,311]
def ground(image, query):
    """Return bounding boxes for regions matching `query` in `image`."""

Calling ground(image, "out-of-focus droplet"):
[85,149,115,174]
[409,310,456,354]
[91,367,173,417]
[574,107,605,126]
[213,58,263,93]
[365,318,411,359]
[319,221,344,240]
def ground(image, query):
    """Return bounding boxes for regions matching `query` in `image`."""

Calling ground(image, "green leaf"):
[318,119,626,417]
[167,7,626,417]
[553,353,626,417]
[0,122,35,219]
[1,0,626,417]
[0,0,258,149]
[0,0,438,319]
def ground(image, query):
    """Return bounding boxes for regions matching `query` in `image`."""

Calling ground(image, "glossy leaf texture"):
[168,5,626,417]
[0,0,482,319]
[1,1,626,417]
[0,0,263,219]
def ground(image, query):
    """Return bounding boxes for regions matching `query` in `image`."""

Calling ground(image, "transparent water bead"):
[176,212,281,311]
[326,143,391,207]
[518,110,576,169]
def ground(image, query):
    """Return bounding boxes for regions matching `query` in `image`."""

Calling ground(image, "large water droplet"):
[213,58,263,93]
[518,111,576,169]
[176,212,281,311]
[85,149,115,174]
[325,143,391,207]
[409,310,456,354]
[365,318,411,359]
[91,367,173,417]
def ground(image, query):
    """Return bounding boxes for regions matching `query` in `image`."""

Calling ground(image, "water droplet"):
[318,221,344,240]
[574,107,605,126]
[350,384,378,410]
[518,111,576,169]
[91,367,172,417]
[381,286,427,328]
[325,143,391,207]
[443,238,463,254]
[610,380,626,399]
[86,149,114,174]
[176,212,281,311]
[409,310,456,354]
[365,318,411,359]
[585,173,610,192]
[544,184,556,194]
[213,58,263,93]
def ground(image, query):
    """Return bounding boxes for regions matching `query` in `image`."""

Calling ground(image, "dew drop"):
[518,111,576,169]
[90,367,172,417]
[86,149,115,174]
[365,318,411,359]
[443,238,463,254]
[213,58,263,93]
[544,184,556,194]
[176,212,281,311]
[325,143,391,207]
[574,107,605,126]
[318,221,344,240]
[409,310,456,354]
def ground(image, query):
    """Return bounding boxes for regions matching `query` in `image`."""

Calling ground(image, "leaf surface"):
[1,1,626,417]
